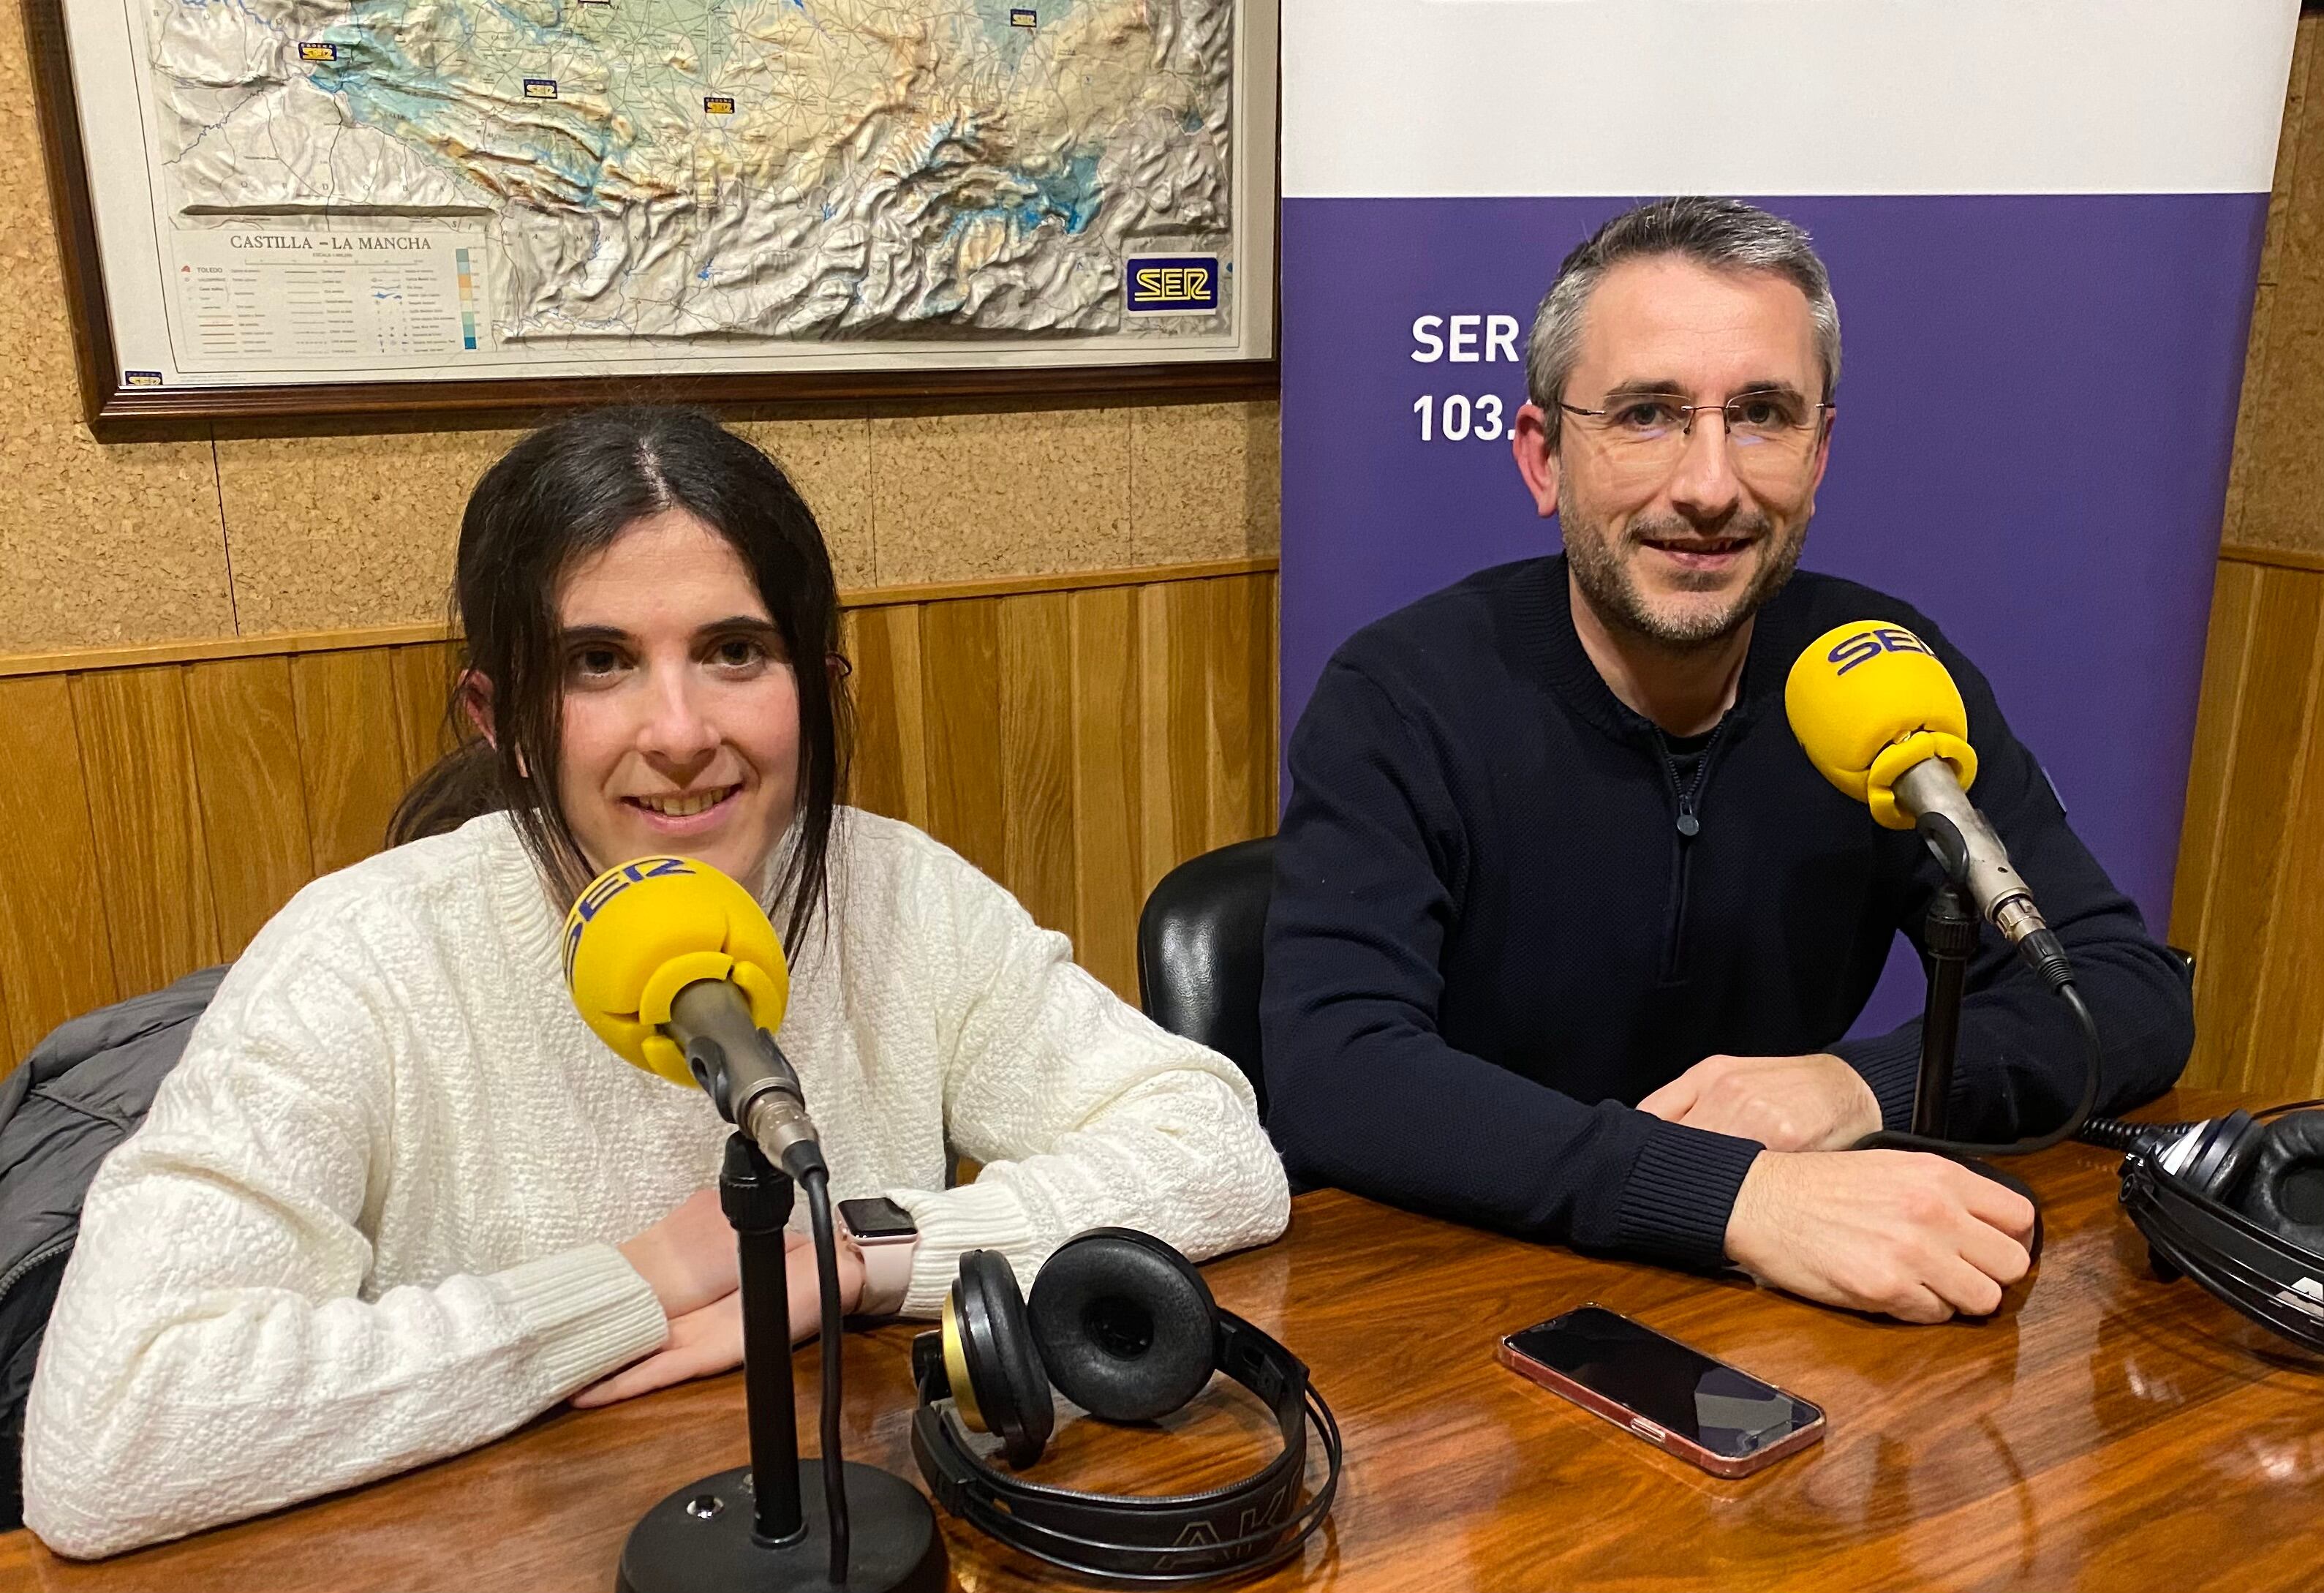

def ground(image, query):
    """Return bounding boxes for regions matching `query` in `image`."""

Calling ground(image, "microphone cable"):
[1852,974,2102,1159]
[801,1165,849,1585]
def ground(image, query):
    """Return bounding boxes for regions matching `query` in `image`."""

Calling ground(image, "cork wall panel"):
[733,412,876,590]
[869,404,1133,584]
[0,5,233,652]
[2224,10,2324,557]
[0,389,1261,657]
[218,412,880,635]
[1128,399,1282,564]
[214,425,522,633]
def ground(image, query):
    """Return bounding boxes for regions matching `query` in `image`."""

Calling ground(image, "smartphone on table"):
[1497,1304,1825,1478]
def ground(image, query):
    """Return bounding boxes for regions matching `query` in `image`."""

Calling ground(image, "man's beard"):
[1562,509,1808,651]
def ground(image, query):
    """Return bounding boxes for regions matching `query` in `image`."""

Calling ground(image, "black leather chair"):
[1136,836,1275,1115]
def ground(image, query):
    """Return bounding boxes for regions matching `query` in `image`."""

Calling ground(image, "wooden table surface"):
[4,1088,2319,1592]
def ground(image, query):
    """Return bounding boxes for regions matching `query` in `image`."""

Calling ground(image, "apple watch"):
[836,1195,920,1317]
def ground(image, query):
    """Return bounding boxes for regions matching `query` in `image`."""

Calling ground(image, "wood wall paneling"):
[1136,582,1178,897]
[388,642,461,780]
[2171,12,2324,1092]
[1068,586,1144,1000]
[841,604,929,832]
[997,592,1077,944]
[917,599,1008,883]
[184,655,315,959]
[1161,579,1216,870]
[1211,573,1278,847]
[2265,718,2324,1088]
[2170,561,2261,947]
[0,675,116,1061]
[0,565,1280,1066]
[71,666,220,998]
[2174,554,2324,1098]
[292,649,419,878]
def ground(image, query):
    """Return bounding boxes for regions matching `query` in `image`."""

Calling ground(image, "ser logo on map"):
[1125,255,1221,316]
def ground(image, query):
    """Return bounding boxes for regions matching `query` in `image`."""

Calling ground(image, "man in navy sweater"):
[1261,198,2192,1324]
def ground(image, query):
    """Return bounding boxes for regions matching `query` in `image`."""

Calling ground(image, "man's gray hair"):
[1524,197,1841,444]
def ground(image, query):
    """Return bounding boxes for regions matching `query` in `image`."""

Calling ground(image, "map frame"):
[25,0,1277,434]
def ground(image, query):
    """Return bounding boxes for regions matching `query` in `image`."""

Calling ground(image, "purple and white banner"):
[1280,1,2298,1028]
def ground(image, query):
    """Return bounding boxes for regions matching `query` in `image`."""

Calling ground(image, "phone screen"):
[1504,1307,1820,1460]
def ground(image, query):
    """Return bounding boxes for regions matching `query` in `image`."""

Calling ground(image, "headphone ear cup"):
[954,1249,1055,1469]
[1029,1229,1218,1424]
[2181,1110,2268,1205]
[2238,1112,2324,1253]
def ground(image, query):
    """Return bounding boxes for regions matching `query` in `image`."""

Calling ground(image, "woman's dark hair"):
[388,406,851,950]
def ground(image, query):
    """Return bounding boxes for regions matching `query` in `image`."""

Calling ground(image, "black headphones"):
[2089,1102,2324,1351]
[908,1227,1342,1583]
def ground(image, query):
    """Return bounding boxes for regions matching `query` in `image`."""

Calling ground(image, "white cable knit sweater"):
[22,808,1288,1559]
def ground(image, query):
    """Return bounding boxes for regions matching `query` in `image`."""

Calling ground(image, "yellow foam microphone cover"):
[561,856,791,1088]
[1784,621,1979,831]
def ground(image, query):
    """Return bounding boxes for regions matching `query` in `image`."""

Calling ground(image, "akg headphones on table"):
[2086,1100,2324,1351]
[909,1227,1342,1583]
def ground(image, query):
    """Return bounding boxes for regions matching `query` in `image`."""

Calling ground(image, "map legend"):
[170,229,481,369]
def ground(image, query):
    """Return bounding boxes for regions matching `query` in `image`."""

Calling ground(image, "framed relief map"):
[27,0,1274,423]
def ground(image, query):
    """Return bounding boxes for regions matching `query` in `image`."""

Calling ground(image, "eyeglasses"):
[1556,390,1831,475]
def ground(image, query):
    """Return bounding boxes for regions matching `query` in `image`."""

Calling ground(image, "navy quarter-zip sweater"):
[1261,555,2193,1270]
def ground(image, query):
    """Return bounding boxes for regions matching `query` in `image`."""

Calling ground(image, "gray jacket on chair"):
[0,965,224,1529]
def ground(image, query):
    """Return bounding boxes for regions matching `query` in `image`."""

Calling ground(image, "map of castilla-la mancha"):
[146,0,1237,342]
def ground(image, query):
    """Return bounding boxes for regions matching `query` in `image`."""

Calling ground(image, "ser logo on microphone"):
[1827,625,1933,677]
[560,856,696,982]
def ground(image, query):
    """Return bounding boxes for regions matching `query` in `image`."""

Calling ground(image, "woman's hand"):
[576,1229,867,1407]
[616,1186,740,1320]
[573,1291,744,1407]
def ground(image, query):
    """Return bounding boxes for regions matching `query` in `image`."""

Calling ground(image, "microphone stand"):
[1910,884,1977,1138]
[616,1138,946,1593]
[1910,881,2045,1260]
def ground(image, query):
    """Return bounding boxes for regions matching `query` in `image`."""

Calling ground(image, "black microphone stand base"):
[616,1460,947,1593]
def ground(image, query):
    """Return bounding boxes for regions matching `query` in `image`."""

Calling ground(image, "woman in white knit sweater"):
[21,408,1289,1559]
